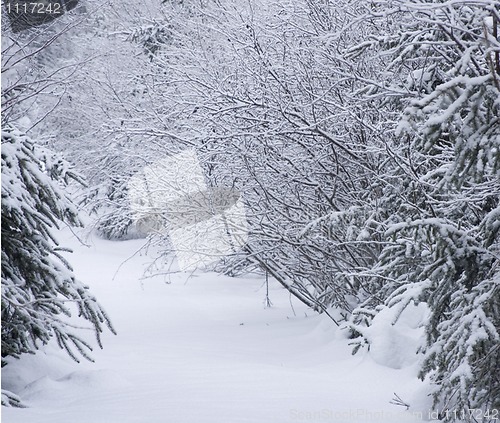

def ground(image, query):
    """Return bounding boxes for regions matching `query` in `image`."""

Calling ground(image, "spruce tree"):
[1,127,115,369]
[347,0,500,419]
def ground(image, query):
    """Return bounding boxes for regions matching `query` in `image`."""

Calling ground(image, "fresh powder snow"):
[2,227,433,423]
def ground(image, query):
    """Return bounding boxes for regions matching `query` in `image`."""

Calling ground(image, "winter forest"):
[1,0,499,422]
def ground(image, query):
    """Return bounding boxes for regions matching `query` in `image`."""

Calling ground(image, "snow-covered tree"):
[1,127,115,366]
[1,5,116,405]
[117,0,385,317]
[37,0,197,239]
[342,0,500,418]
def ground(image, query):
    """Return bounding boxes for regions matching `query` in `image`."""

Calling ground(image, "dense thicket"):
[6,0,498,418]
[118,0,499,418]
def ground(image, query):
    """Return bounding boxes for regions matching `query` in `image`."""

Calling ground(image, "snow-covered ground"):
[2,228,433,423]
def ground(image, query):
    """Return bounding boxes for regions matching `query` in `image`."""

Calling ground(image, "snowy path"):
[2,230,429,423]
